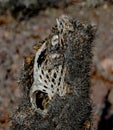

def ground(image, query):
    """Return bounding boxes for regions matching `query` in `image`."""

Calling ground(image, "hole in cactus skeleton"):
[36,91,49,110]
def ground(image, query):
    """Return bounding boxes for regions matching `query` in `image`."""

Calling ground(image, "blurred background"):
[0,0,113,130]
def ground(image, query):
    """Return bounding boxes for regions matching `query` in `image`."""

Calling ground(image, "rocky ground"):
[0,1,113,130]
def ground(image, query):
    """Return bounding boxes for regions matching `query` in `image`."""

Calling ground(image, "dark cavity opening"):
[58,82,60,86]
[59,77,61,81]
[41,70,44,75]
[97,90,113,130]
[44,85,47,88]
[36,91,49,110]
[52,78,55,83]
[46,74,49,79]
[51,84,53,88]
[37,49,46,67]
[39,75,42,79]
[53,73,57,78]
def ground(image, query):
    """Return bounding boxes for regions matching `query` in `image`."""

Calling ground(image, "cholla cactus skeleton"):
[30,15,73,113]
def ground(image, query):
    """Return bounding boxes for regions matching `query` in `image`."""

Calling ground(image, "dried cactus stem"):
[11,15,96,130]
